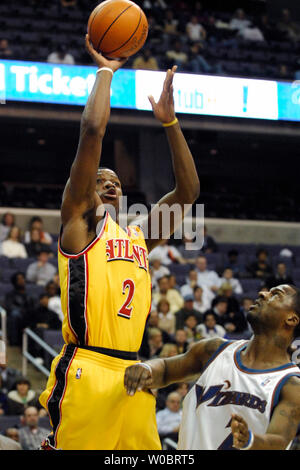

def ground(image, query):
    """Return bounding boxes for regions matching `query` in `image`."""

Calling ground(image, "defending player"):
[124,284,300,450]
[39,34,200,450]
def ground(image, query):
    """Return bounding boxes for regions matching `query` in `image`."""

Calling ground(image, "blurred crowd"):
[0,1,300,81]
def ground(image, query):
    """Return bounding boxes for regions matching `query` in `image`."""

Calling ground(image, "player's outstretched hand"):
[231,414,250,449]
[124,363,153,396]
[148,66,177,124]
[85,34,127,72]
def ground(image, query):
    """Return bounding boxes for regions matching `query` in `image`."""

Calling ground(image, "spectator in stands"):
[183,312,201,344]
[193,285,211,313]
[159,343,178,360]
[0,433,21,450]
[5,427,20,443]
[150,256,170,291]
[196,311,226,339]
[152,275,184,314]
[173,328,189,354]
[26,249,57,286]
[180,268,214,306]
[188,43,223,75]
[1,227,27,259]
[213,289,248,335]
[201,225,218,253]
[6,378,41,415]
[204,295,228,323]
[24,216,52,245]
[25,228,52,258]
[194,255,221,293]
[276,8,300,42]
[246,248,273,280]
[4,271,35,346]
[219,268,243,294]
[156,391,182,443]
[278,64,293,81]
[157,299,175,335]
[168,274,180,292]
[147,309,173,343]
[45,280,63,323]
[0,212,15,243]
[237,20,265,42]
[148,327,164,358]
[265,262,294,290]
[19,406,49,450]
[149,239,186,266]
[186,15,207,44]
[229,8,251,32]
[0,39,13,59]
[0,376,8,415]
[174,293,202,330]
[223,249,245,278]
[162,9,180,40]
[217,283,241,314]
[177,232,201,263]
[47,44,75,65]
[165,40,188,70]
[0,364,22,395]
[132,48,159,71]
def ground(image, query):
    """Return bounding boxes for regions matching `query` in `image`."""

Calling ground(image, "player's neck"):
[241,334,291,368]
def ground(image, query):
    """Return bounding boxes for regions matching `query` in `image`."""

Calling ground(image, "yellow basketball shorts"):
[39,344,161,450]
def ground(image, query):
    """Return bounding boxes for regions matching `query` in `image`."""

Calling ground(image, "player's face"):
[96,169,122,209]
[247,284,296,332]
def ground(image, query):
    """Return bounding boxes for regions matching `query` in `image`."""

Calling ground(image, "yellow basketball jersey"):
[58,212,151,352]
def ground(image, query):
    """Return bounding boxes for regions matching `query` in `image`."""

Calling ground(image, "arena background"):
[0,0,300,450]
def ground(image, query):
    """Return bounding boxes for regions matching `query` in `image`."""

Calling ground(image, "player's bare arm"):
[60,35,126,254]
[140,66,200,253]
[124,338,225,395]
[231,376,300,450]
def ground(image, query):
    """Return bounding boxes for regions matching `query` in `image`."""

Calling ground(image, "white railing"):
[162,438,177,450]
[0,306,7,346]
[22,328,58,377]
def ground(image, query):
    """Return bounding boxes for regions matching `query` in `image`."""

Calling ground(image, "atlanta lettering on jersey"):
[196,383,267,414]
[106,239,148,271]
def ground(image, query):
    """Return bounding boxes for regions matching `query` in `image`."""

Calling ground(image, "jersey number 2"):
[118,279,135,319]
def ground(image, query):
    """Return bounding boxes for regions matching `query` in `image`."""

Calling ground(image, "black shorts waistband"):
[66,343,138,361]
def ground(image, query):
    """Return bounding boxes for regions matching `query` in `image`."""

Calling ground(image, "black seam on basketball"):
[105,9,142,54]
[96,4,134,53]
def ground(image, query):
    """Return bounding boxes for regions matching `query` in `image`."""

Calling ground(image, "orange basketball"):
[87,0,148,59]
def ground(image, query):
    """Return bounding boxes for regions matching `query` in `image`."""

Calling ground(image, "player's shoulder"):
[189,337,233,368]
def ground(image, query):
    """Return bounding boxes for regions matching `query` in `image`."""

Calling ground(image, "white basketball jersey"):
[178,340,300,450]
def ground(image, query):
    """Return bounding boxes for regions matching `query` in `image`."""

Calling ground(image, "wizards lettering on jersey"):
[196,383,267,414]
[106,239,148,271]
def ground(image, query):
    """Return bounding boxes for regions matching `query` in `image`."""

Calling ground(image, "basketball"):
[87,0,148,59]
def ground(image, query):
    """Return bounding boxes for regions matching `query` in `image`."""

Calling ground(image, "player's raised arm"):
[140,66,200,253]
[231,375,300,450]
[61,35,127,232]
[124,338,225,396]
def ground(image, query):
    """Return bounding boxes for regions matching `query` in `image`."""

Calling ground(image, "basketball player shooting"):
[39,35,199,450]
[125,284,300,450]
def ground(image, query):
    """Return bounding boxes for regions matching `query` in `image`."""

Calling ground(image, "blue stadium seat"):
[240,279,263,293]
[0,415,21,432]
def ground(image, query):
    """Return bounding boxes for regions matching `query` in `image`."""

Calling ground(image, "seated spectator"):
[174,294,203,330]
[150,256,170,291]
[201,226,218,253]
[213,291,248,334]
[19,406,49,450]
[162,9,180,38]
[205,295,228,323]
[26,249,57,286]
[180,269,214,306]
[159,343,178,358]
[246,249,273,280]
[186,15,206,43]
[149,239,186,266]
[193,285,211,313]
[196,312,226,339]
[276,8,300,42]
[156,392,182,443]
[0,364,22,394]
[237,21,265,42]
[132,48,159,70]
[45,280,63,323]
[173,328,189,354]
[219,268,243,295]
[0,212,15,243]
[177,232,201,263]
[5,427,20,443]
[188,43,223,75]
[223,249,245,278]
[157,299,175,335]
[0,39,13,58]
[148,327,164,358]
[0,433,21,450]
[147,309,172,344]
[4,271,35,346]
[152,275,184,314]
[183,313,202,344]
[217,283,240,314]
[175,382,189,401]
[24,216,52,245]
[229,8,251,32]
[6,378,41,415]
[25,228,52,258]
[47,44,75,65]
[1,227,27,259]
[168,274,180,292]
[265,262,294,290]
[165,41,188,69]
[195,255,221,294]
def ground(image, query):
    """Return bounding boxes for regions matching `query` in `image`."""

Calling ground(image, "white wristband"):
[240,430,254,450]
[96,67,114,76]
[140,363,152,374]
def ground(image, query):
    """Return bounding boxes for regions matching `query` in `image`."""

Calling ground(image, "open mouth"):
[103,189,117,200]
